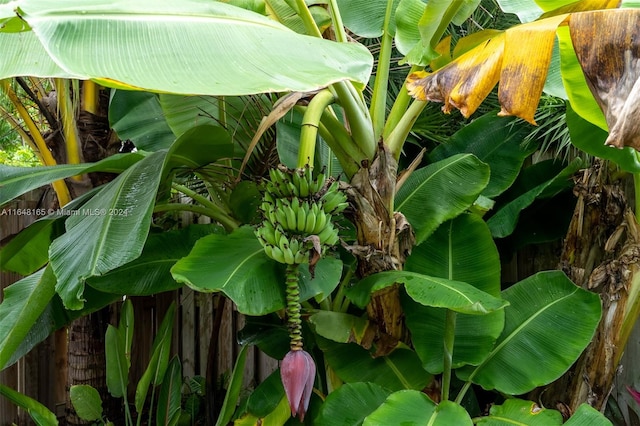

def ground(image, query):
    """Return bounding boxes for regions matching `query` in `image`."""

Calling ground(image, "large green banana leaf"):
[395,153,490,244]
[404,214,504,374]
[315,382,392,426]
[457,271,601,395]
[2,0,372,95]
[171,226,343,315]
[49,151,166,310]
[0,266,55,370]
[364,392,472,426]
[87,224,223,296]
[0,153,143,205]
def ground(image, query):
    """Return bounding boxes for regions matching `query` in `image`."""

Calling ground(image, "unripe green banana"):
[274,208,289,230]
[282,244,295,264]
[296,169,310,198]
[257,223,277,246]
[294,250,307,264]
[325,230,339,246]
[317,224,338,245]
[289,237,300,255]
[305,206,316,234]
[332,202,349,214]
[275,226,286,248]
[270,245,286,263]
[311,172,325,195]
[278,232,289,253]
[312,209,328,234]
[284,204,297,230]
[296,200,307,232]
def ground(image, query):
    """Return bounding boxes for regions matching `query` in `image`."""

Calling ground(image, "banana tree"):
[0,0,637,424]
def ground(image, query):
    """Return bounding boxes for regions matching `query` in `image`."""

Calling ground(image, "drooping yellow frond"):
[406,2,626,127]
[498,14,568,124]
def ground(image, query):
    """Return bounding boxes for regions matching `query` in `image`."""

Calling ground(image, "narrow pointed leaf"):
[315,382,392,426]
[458,271,602,395]
[119,299,134,368]
[364,392,472,426]
[0,267,56,370]
[395,153,490,244]
[49,151,165,310]
[105,325,129,398]
[215,345,249,426]
[404,214,504,373]
[475,399,563,425]
[156,356,182,426]
[0,384,59,426]
[347,270,507,315]
[135,303,175,413]
[19,0,373,94]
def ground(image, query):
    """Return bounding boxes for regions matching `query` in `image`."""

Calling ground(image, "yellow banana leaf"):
[407,2,626,127]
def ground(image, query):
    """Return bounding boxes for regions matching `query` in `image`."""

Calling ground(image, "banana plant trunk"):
[66,309,122,425]
[537,160,640,414]
[345,145,415,356]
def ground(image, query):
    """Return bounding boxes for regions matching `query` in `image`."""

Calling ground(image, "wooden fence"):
[0,189,278,425]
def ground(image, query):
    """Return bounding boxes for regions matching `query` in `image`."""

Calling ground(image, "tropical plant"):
[0,0,638,424]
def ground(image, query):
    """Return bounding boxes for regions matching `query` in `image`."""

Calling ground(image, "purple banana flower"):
[281,349,316,421]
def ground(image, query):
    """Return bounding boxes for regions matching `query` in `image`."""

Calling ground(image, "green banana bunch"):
[256,165,347,265]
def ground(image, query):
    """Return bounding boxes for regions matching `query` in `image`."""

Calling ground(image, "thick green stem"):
[432,3,465,48]
[317,109,367,177]
[369,0,396,142]
[386,100,428,160]
[327,0,348,43]
[316,119,360,178]
[333,82,376,160]
[294,0,323,37]
[383,66,422,140]
[298,89,336,168]
[442,309,457,401]
[285,264,304,350]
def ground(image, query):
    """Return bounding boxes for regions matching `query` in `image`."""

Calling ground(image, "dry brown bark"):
[537,160,640,415]
[344,145,415,356]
